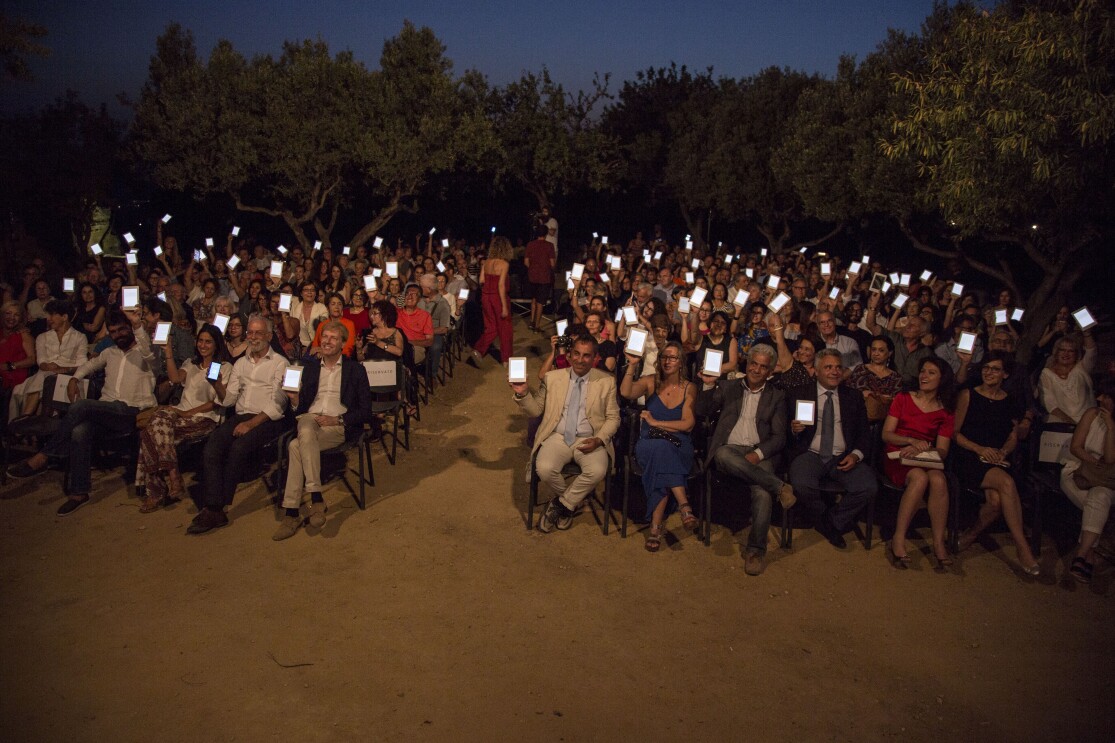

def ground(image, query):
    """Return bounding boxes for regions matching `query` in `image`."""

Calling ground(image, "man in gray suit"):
[511,335,620,533]
[697,343,795,576]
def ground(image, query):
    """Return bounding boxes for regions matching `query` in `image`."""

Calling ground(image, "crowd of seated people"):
[516,230,1109,580]
[0,223,480,535]
[0,222,1110,583]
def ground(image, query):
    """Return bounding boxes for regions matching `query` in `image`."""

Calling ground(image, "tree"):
[0,92,123,259]
[603,64,717,237]
[0,11,49,85]
[486,68,616,211]
[131,22,489,251]
[691,68,834,253]
[883,0,1115,359]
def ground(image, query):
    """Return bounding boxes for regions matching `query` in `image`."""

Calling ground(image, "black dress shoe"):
[8,461,44,479]
[186,508,229,535]
[816,516,847,549]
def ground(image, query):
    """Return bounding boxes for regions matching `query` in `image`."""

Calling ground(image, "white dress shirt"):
[308,359,347,418]
[74,326,157,409]
[223,348,288,420]
[36,326,87,370]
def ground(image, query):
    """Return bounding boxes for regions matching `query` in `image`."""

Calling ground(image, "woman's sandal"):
[933,547,954,569]
[679,503,698,532]
[1069,556,1094,583]
[645,524,663,552]
[888,544,911,570]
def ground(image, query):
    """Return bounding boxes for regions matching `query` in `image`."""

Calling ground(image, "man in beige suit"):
[511,335,620,532]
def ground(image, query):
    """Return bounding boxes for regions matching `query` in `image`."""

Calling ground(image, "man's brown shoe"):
[778,483,797,510]
[272,514,303,541]
[307,501,327,528]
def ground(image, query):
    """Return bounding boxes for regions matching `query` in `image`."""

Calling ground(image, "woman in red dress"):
[881,356,956,568]
[468,236,513,366]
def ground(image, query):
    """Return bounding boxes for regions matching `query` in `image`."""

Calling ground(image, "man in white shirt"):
[8,308,156,516]
[273,322,372,540]
[697,344,794,576]
[190,314,290,534]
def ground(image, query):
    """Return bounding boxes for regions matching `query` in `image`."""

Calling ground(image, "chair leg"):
[1030,486,1042,558]
[782,506,793,549]
[864,494,875,550]
[703,470,713,546]
[621,465,630,538]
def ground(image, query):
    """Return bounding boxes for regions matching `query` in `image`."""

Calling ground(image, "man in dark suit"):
[274,321,373,540]
[786,348,877,548]
[698,344,795,576]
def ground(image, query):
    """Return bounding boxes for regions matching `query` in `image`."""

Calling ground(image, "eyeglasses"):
[982,365,1004,373]
[660,355,681,362]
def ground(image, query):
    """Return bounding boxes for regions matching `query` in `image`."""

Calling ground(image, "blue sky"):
[1,0,940,115]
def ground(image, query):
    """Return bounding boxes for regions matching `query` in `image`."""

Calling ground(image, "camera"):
[555,335,574,350]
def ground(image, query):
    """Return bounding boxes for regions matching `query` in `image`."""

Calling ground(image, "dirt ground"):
[1,317,1113,743]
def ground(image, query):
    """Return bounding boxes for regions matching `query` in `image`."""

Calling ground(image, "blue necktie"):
[564,377,584,446]
[820,391,834,461]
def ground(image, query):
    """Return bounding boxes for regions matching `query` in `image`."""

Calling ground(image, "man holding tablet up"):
[697,344,794,575]
[191,314,290,534]
[510,335,620,533]
[273,321,372,540]
[785,349,876,549]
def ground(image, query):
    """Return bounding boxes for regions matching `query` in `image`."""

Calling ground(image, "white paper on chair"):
[363,360,397,387]
[52,374,89,402]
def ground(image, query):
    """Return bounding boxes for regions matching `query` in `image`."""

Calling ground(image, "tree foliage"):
[883,0,1115,357]
[0,11,49,84]
[131,22,490,249]
[0,91,123,256]
[485,68,616,210]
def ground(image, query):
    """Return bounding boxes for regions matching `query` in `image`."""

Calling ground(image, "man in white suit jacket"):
[511,336,620,532]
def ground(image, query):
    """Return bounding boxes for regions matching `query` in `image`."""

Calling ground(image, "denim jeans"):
[41,399,137,494]
[712,444,784,555]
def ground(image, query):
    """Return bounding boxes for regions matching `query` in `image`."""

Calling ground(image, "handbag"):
[134,406,161,430]
[1072,459,1115,490]
[647,425,681,447]
[1038,430,1073,464]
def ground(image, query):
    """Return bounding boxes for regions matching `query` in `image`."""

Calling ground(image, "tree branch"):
[899,220,1020,299]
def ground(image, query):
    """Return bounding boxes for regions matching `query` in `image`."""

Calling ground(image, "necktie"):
[564,377,584,446]
[820,391,835,461]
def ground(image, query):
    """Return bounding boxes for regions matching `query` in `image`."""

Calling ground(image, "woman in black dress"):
[952,352,1040,575]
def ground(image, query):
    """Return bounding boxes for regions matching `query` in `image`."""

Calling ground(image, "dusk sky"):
[3,0,942,116]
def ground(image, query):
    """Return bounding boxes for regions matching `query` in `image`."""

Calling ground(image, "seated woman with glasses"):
[618,340,698,552]
[952,352,1041,576]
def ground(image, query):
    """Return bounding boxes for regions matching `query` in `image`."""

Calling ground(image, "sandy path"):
[1,318,1112,742]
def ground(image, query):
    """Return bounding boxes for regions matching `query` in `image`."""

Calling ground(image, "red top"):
[524,238,555,284]
[0,330,30,389]
[882,392,955,485]
[396,307,433,343]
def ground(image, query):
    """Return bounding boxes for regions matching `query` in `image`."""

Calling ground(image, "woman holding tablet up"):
[619,340,698,552]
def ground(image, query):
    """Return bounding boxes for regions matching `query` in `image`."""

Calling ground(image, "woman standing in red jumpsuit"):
[469,236,513,366]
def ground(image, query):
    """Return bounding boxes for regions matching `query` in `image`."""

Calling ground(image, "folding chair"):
[363,359,410,465]
[527,445,615,535]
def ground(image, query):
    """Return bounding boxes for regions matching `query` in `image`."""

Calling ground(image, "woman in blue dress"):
[619,340,698,552]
